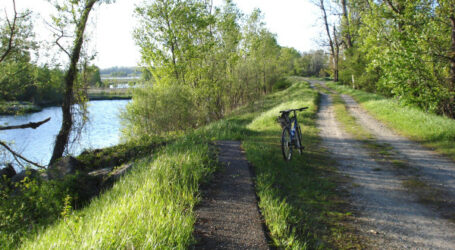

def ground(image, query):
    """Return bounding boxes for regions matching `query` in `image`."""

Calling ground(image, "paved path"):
[194,141,269,250]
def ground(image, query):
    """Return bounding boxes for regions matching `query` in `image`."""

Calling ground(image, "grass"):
[17,78,361,249]
[208,79,361,248]
[325,81,455,162]
[331,93,373,141]
[20,135,216,249]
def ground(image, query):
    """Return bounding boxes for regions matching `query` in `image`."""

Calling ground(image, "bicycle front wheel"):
[281,127,292,161]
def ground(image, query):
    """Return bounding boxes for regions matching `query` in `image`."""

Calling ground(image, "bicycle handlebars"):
[279,107,308,114]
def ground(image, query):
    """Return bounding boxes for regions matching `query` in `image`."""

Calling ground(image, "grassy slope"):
[21,137,216,249]
[20,79,359,249]
[204,79,360,248]
[326,82,455,161]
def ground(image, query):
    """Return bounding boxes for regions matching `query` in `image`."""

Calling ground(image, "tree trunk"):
[333,26,340,82]
[49,0,98,165]
[448,15,455,118]
[341,0,353,48]
[319,0,337,81]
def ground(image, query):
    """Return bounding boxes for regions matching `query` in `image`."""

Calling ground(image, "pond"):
[0,100,130,167]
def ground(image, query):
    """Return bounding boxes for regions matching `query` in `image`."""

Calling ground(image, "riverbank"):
[0,88,132,116]
[0,139,164,249]
[0,101,42,115]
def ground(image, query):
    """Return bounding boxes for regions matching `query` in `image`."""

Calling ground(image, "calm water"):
[0,100,130,166]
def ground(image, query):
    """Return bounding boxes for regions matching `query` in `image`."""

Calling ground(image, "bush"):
[0,172,76,249]
[272,78,291,91]
[122,84,200,139]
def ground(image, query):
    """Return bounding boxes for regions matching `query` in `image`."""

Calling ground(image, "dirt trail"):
[194,141,269,250]
[340,94,455,213]
[315,89,455,249]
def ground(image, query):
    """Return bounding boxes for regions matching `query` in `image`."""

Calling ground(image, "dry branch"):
[0,141,46,169]
[0,117,51,131]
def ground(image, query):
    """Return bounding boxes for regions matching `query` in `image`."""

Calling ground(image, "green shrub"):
[0,172,72,249]
[272,78,291,91]
[122,84,200,139]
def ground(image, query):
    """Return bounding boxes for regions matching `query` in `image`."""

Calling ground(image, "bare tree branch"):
[0,117,51,131]
[44,20,72,58]
[385,0,401,15]
[0,0,18,63]
[0,141,46,169]
[56,30,72,58]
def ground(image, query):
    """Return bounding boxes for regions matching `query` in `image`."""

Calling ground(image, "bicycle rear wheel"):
[281,127,292,161]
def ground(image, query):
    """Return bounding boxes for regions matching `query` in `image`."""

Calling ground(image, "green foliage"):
[272,77,292,91]
[81,65,101,87]
[337,0,455,118]
[298,50,329,77]
[0,6,36,62]
[0,171,89,249]
[0,62,64,105]
[122,84,199,138]
[338,48,380,93]
[0,140,161,249]
[130,0,302,137]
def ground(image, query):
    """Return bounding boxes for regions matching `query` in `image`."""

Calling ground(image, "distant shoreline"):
[0,96,132,116]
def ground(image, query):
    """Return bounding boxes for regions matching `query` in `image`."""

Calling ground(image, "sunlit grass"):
[20,79,360,249]
[20,136,216,249]
[326,82,455,161]
[239,80,360,248]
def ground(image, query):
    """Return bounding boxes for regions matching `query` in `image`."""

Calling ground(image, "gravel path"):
[340,94,455,216]
[316,90,455,249]
[193,141,269,250]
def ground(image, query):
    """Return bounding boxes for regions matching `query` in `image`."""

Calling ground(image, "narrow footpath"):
[194,141,269,249]
[311,79,455,249]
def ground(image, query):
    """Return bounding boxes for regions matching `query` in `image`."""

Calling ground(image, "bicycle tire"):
[281,127,292,161]
[296,125,303,154]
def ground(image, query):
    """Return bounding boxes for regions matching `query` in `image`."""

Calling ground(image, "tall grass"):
[20,136,216,249]
[326,82,455,161]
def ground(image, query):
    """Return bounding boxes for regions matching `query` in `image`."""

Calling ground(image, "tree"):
[334,0,455,118]
[0,0,35,63]
[81,64,101,86]
[49,0,113,165]
[128,0,286,137]
[315,0,340,81]
[0,0,50,169]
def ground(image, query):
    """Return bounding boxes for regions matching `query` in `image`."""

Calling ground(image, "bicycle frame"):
[289,112,298,141]
[278,107,307,161]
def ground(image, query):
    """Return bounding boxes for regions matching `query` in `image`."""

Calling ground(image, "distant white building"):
[109,84,130,89]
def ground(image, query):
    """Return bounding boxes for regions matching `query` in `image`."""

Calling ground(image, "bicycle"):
[277,107,308,161]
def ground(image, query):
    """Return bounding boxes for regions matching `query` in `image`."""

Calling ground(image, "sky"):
[2,0,325,69]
